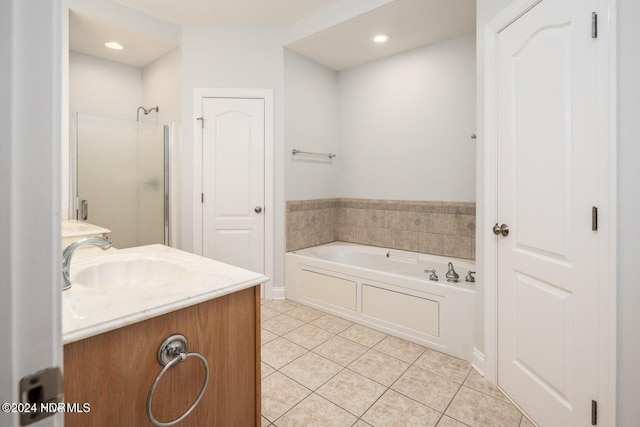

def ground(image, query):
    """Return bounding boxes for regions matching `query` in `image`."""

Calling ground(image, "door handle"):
[254,206,263,214]
[80,199,88,220]
[493,223,509,237]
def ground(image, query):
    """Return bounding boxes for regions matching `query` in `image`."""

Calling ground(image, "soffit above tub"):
[113,0,341,27]
[69,10,179,68]
[69,0,475,71]
[286,0,476,71]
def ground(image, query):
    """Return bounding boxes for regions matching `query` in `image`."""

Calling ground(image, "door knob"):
[80,199,88,220]
[493,223,509,237]
[255,206,263,214]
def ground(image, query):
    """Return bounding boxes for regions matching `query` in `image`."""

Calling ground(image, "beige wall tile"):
[286,232,299,252]
[307,210,321,227]
[394,230,418,252]
[337,225,355,242]
[471,237,476,260]
[418,232,444,255]
[406,211,427,232]
[365,209,385,228]
[443,235,473,259]
[285,198,476,259]
[385,210,407,230]
[372,228,393,248]
[354,226,373,245]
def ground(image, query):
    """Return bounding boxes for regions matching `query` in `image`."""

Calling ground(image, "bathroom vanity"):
[61,245,266,426]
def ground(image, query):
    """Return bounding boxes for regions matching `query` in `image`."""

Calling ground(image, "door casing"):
[481,0,617,425]
[193,88,274,298]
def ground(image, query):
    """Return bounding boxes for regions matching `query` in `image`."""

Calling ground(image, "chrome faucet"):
[62,236,111,291]
[445,262,459,282]
[424,269,439,281]
[465,271,476,283]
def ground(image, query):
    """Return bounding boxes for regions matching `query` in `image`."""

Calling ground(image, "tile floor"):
[260,299,534,427]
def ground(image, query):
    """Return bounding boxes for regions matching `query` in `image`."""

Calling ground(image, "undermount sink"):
[71,253,205,289]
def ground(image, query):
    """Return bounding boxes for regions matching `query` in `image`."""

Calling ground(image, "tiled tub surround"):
[286,199,339,251]
[261,299,532,427]
[286,199,476,260]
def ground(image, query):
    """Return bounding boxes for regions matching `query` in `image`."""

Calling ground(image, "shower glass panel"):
[73,114,169,249]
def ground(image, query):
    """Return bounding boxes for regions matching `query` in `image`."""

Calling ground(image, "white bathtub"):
[285,242,476,361]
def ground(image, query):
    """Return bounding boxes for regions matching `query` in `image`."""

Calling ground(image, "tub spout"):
[446,262,459,282]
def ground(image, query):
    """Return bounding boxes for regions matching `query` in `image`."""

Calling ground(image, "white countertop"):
[62,244,268,345]
[62,220,111,237]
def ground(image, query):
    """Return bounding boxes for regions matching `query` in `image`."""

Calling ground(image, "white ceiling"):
[69,10,179,68]
[69,0,475,71]
[113,0,341,27]
[286,0,476,70]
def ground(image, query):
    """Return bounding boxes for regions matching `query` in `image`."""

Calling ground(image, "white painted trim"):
[271,286,287,300]
[472,347,486,377]
[483,1,617,425]
[598,1,618,425]
[1,0,63,425]
[192,88,275,299]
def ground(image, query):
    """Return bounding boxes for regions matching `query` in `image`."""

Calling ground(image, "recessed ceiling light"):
[104,42,124,50]
[373,34,391,43]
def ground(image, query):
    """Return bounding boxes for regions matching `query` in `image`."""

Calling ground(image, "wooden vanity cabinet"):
[64,286,261,426]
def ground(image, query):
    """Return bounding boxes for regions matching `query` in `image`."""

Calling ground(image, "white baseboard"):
[472,347,486,376]
[270,286,286,300]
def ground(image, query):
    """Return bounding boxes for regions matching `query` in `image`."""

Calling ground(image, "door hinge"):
[592,12,598,38]
[201,193,204,203]
[592,206,598,231]
[197,116,204,128]
[592,400,598,425]
[19,367,63,425]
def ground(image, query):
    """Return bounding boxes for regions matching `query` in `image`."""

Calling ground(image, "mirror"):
[71,113,170,248]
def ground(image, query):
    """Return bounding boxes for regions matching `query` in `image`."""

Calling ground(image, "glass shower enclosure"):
[71,113,169,249]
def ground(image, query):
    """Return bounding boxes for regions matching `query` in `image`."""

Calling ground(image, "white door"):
[496,0,600,425]
[201,97,265,274]
[1,0,63,426]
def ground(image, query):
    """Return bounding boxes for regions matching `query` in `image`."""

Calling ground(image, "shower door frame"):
[69,113,171,247]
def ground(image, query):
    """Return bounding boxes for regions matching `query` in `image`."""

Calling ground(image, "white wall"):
[337,32,476,202]
[284,49,339,201]
[142,48,183,247]
[618,0,640,424]
[180,26,285,290]
[142,48,182,126]
[69,51,142,120]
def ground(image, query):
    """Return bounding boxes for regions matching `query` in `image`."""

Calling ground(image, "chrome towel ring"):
[146,334,209,427]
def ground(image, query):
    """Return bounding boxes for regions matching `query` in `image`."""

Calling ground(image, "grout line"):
[261,300,493,426]
[436,369,473,426]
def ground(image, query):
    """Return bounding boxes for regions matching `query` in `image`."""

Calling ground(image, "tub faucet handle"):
[446,262,459,282]
[424,269,439,281]
[465,271,476,283]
